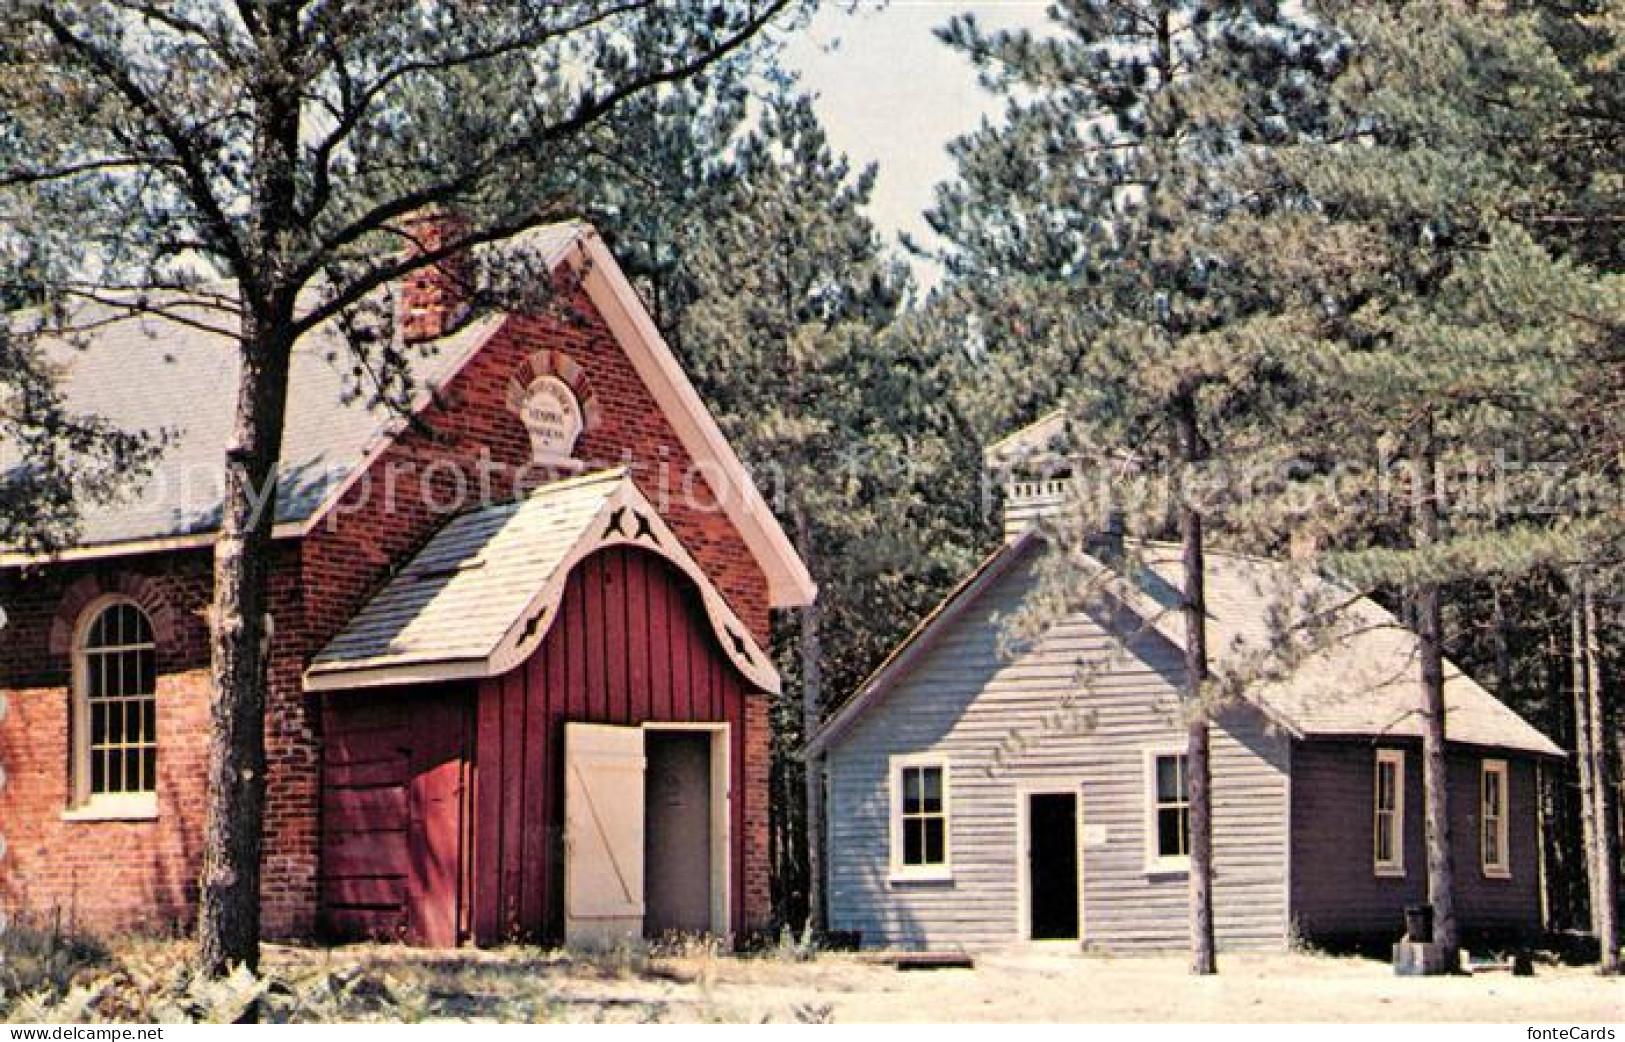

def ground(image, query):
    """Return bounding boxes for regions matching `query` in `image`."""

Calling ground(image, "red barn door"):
[322,688,474,946]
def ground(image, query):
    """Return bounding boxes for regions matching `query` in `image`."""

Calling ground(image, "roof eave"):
[570,231,815,609]
[1289,730,1566,760]
[304,655,491,693]
[803,530,1040,759]
[301,469,783,697]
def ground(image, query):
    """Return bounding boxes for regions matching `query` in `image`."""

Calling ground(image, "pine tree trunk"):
[1412,417,1458,963]
[1571,574,1602,942]
[793,505,825,933]
[1582,576,1619,974]
[1176,394,1217,975]
[199,36,302,974]
[1548,641,1585,932]
[197,309,294,976]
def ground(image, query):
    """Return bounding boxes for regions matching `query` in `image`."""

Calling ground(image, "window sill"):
[62,796,158,822]
[1374,866,1407,879]
[1482,867,1511,881]
[889,868,953,885]
[1144,859,1190,878]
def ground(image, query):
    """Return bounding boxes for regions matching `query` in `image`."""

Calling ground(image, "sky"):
[782,2,1052,266]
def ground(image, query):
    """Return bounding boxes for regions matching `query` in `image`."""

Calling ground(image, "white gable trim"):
[303,471,780,696]
[569,232,814,609]
[803,534,1306,759]
[483,475,779,691]
[803,532,1040,758]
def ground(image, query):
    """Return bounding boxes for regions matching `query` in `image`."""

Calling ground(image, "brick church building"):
[0,223,814,946]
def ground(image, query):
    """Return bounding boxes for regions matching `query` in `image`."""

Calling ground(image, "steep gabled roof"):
[806,537,1562,759]
[805,533,1038,758]
[305,468,779,694]
[1,222,815,608]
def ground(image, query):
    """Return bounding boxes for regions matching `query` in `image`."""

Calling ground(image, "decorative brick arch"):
[504,348,603,434]
[48,573,181,665]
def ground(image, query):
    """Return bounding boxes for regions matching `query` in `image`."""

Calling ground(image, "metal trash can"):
[1404,904,1433,943]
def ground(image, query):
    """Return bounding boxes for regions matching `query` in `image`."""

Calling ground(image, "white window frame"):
[889,755,951,882]
[1374,748,1406,878]
[1481,759,1511,879]
[64,596,159,822]
[1143,747,1191,875]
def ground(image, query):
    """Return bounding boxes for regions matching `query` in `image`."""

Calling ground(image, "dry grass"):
[3,927,1619,1024]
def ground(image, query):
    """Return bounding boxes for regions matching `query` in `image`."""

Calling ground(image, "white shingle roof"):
[304,468,779,694]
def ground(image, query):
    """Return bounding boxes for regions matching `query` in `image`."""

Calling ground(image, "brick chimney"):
[400,209,472,343]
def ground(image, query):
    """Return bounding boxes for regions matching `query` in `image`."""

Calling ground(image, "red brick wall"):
[1,278,779,939]
[292,289,776,934]
[0,551,214,933]
[299,290,772,646]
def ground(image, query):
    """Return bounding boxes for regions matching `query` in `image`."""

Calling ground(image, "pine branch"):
[33,9,252,287]
[292,0,792,290]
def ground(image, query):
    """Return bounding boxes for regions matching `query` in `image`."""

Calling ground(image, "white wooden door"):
[564,723,647,947]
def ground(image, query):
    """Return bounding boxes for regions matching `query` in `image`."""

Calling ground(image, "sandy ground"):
[274,946,1625,1024]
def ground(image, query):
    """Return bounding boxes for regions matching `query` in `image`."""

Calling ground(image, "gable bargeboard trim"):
[0,226,816,610]
[304,469,781,695]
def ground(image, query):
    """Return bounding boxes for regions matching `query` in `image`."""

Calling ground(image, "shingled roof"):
[808,536,1562,758]
[304,468,779,695]
[1,223,582,554]
[1131,543,1563,757]
[0,222,816,608]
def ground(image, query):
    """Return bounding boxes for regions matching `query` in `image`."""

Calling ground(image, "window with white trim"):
[74,600,158,807]
[1147,751,1190,870]
[1374,749,1405,876]
[890,758,949,877]
[1481,759,1510,878]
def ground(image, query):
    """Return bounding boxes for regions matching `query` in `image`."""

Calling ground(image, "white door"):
[564,723,646,947]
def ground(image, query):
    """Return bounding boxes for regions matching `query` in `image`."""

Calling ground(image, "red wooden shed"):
[304,469,778,946]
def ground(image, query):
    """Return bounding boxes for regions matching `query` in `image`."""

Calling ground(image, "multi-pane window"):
[1482,760,1510,877]
[1374,749,1405,876]
[1150,752,1190,866]
[76,601,157,803]
[892,760,948,873]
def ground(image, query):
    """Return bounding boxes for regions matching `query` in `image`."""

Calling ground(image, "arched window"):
[74,599,157,807]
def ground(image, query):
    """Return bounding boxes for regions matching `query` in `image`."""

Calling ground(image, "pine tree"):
[930,0,1338,974]
[675,88,973,928]
[0,0,801,975]
[1239,0,1622,967]
[1527,2,1625,971]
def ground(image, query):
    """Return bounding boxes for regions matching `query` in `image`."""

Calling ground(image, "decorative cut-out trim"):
[304,474,779,695]
[487,479,777,693]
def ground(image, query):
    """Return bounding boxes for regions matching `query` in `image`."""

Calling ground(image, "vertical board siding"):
[471,546,749,944]
[825,545,1291,952]
[322,687,474,944]
[1290,743,1544,943]
[323,545,753,946]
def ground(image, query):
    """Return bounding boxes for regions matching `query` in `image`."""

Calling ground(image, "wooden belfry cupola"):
[984,411,1085,541]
